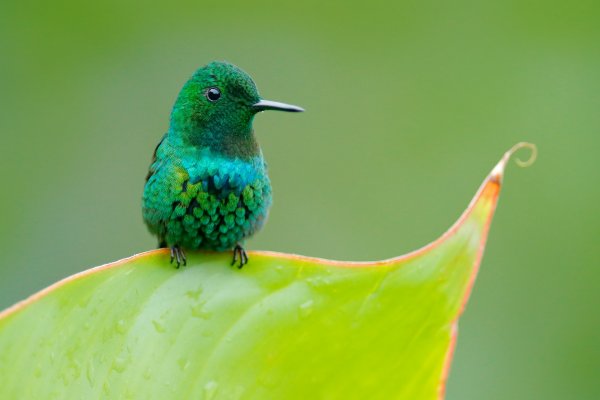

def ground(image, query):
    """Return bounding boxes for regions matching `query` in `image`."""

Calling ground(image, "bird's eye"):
[206,87,221,102]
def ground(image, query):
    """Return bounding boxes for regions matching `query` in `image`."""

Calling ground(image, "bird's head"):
[169,61,303,157]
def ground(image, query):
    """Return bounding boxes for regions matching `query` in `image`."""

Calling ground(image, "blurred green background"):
[1,0,598,398]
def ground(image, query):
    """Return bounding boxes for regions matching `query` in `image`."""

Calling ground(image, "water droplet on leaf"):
[116,319,126,334]
[298,300,314,318]
[191,302,212,319]
[186,287,203,300]
[177,357,190,371]
[112,356,127,373]
[204,380,219,400]
[152,320,166,333]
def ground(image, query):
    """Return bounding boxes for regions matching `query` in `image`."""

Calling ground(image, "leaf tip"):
[491,142,537,182]
[510,142,538,168]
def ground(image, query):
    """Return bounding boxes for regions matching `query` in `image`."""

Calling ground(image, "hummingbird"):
[142,61,303,268]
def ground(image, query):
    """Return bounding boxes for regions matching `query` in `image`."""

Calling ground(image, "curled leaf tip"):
[490,142,537,183]
[508,142,537,167]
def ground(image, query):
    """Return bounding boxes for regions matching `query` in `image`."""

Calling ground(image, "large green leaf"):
[0,144,535,399]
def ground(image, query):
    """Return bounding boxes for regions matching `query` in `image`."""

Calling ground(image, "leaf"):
[0,143,536,400]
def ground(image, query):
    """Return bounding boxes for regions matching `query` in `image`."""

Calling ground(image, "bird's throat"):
[170,125,260,160]
[198,129,260,160]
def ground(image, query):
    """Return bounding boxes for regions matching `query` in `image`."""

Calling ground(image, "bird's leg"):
[170,246,187,268]
[170,247,178,268]
[231,244,248,269]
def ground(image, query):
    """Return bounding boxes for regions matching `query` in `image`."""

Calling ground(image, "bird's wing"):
[145,133,167,182]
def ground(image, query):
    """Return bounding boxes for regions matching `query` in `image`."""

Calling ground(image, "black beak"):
[253,99,304,112]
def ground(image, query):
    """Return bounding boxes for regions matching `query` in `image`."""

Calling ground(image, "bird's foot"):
[231,244,248,269]
[170,246,187,268]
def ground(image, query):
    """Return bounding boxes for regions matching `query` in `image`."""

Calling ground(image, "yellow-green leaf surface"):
[0,144,535,400]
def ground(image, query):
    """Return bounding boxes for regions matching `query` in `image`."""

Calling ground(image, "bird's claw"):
[231,244,248,269]
[170,246,187,268]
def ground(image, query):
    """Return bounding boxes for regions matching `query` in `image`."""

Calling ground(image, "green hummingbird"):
[142,61,303,268]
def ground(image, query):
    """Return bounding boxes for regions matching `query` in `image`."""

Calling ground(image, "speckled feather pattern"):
[143,134,271,251]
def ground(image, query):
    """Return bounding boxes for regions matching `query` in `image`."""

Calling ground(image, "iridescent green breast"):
[142,137,272,251]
